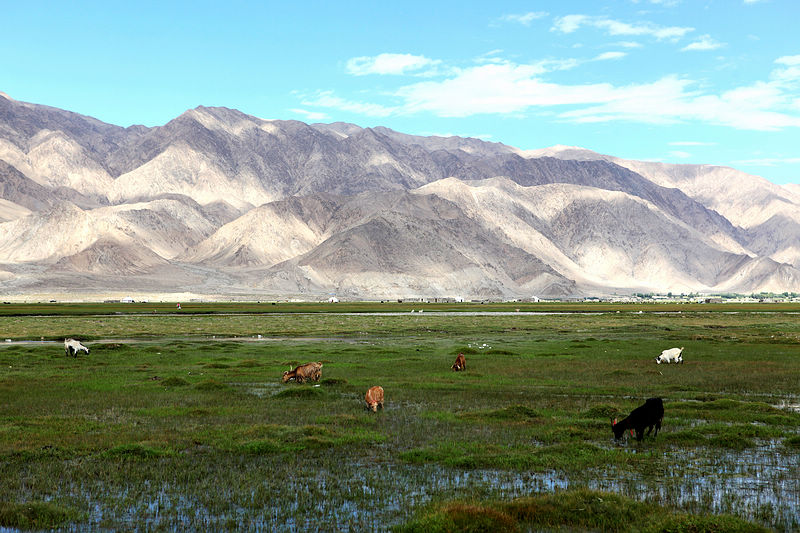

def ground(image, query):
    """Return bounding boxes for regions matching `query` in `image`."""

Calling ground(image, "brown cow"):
[451,353,466,371]
[365,386,384,412]
[282,362,323,383]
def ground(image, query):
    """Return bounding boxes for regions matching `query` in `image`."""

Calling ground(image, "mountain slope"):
[1,93,798,298]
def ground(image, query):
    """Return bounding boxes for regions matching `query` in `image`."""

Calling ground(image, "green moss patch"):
[0,501,79,530]
[398,489,769,533]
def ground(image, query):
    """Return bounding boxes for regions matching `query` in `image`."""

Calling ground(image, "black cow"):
[612,397,663,441]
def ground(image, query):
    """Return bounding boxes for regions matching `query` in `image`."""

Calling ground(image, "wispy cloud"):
[681,34,724,51]
[301,91,397,117]
[632,0,682,5]
[552,14,693,41]
[498,12,548,26]
[776,55,800,66]
[669,150,692,159]
[303,53,800,131]
[288,108,330,121]
[594,51,627,61]
[613,41,644,48]
[734,157,800,166]
[346,53,441,76]
[561,72,800,130]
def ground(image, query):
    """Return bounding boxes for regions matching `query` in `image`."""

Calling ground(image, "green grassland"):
[0,303,798,531]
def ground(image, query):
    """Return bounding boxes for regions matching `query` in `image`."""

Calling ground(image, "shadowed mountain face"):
[1,92,798,298]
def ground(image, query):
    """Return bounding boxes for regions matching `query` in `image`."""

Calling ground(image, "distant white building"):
[328,296,339,303]
[121,297,135,303]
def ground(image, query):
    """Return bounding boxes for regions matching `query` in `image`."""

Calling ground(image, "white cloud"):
[301,91,397,117]
[562,73,800,130]
[734,157,800,166]
[776,55,800,66]
[669,150,692,159]
[305,53,800,131]
[393,62,619,117]
[475,49,505,64]
[771,57,800,86]
[552,14,693,41]
[669,141,717,146]
[288,108,331,121]
[681,34,724,51]
[346,53,440,76]
[595,51,627,61]
[613,41,643,48]
[499,12,548,25]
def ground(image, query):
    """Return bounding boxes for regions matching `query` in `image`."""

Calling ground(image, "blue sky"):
[2,0,799,184]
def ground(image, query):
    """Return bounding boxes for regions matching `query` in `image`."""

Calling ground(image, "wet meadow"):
[0,302,798,531]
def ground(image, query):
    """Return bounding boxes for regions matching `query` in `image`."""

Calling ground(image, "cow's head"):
[611,418,624,440]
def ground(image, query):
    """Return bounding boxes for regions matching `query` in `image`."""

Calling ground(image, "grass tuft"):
[650,513,770,532]
[397,503,519,533]
[162,376,190,387]
[274,387,325,399]
[320,378,349,386]
[104,444,168,458]
[460,404,540,422]
[400,489,769,533]
[194,378,229,391]
[783,435,800,449]
[583,404,618,419]
[0,501,79,529]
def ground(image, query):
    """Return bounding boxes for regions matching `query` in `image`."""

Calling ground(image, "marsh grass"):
[0,304,798,530]
[0,501,80,530]
[398,488,769,533]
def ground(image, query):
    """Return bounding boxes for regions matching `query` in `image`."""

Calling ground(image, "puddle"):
[228,381,284,397]
[42,441,800,532]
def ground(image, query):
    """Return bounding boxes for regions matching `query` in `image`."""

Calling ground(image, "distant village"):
[91,292,800,305]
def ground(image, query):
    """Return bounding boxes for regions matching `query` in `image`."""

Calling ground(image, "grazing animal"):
[451,353,466,371]
[282,362,323,383]
[64,338,89,357]
[655,347,684,364]
[365,386,384,412]
[612,397,664,441]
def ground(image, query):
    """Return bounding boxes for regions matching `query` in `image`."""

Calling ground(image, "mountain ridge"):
[1,93,798,299]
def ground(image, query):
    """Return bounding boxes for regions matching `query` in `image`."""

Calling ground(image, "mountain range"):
[1,91,798,300]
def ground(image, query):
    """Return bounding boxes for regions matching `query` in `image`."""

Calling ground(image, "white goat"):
[64,338,90,357]
[655,347,683,364]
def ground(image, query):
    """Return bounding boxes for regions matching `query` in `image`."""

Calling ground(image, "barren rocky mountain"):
[1,91,798,299]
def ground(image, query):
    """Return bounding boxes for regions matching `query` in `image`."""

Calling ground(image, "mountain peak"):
[1,96,799,297]
[518,145,605,160]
